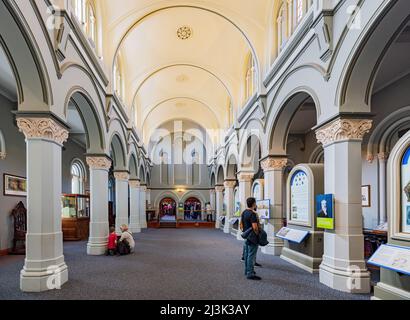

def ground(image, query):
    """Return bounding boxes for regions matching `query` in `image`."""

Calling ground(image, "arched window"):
[114,54,124,99]
[244,54,257,102]
[72,0,97,48]
[277,3,288,54]
[401,146,410,234]
[71,160,86,195]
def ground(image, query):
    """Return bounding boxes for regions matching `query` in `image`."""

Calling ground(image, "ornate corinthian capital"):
[86,157,112,170]
[378,152,389,161]
[224,180,237,189]
[316,118,373,146]
[114,171,130,181]
[17,117,69,145]
[261,157,287,171]
[215,186,224,193]
[129,180,141,188]
[237,173,254,182]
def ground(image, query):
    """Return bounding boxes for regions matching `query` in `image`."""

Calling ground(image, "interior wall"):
[62,140,89,194]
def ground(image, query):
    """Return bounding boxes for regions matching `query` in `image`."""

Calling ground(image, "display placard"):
[256,200,270,219]
[234,202,241,217]
[276,227,309,244]
[229,217,239,225]
[316,194,335,230]
[290,170,309,223]
[368,244,410,276]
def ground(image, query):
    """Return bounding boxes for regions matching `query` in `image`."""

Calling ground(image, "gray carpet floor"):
[0,229,370,300]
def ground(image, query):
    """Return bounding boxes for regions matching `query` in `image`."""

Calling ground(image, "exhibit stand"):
[373,132,410,300]
[280,164,324,273]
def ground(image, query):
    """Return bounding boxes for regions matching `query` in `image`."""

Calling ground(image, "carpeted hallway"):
[0,229,370,300]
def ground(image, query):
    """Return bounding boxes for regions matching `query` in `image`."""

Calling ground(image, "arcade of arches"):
[0,0,410,300]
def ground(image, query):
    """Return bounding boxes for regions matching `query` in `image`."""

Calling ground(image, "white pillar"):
[260,157,287,256]
[215,186,224,229]
[17,117,69,292]
[114,171,129,235]
[140,185,147,228]
[146,188,152,207]
[223,180,236,234]
[86,156,111,255]
[129,180,141,233]
[316,118,372,294]
[210,189,216,221]
[236,172,254,240]
[378,152,388,225]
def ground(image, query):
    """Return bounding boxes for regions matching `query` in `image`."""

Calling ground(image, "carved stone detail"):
[114,172,129,181]
[261,157,288,171]
[86,157,112,170]
[237,173,254,182]
[129,180,141,188]
[215,186,224,193]
[378,152,389,161]
[224,180,237,189]
[140,186,147,192]
[316,119,373,146]
[17,118,69,145]
[367,153,374,163]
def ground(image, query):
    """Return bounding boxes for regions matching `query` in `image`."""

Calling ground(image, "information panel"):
[256,200,270,219]
[368,244,410,276]
[276,227,309,244]
[316,194,335,230]
[290,170,309,223]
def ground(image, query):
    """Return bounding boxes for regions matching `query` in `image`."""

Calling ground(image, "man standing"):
[240,197,261,280]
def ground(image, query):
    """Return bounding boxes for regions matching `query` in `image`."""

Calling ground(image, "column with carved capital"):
[140,185,147,229]
[114,171,130,235]
[261,157,288,256]
[129,180,141,233]
[17,117,69,292]
[215,186,224,229]
[378,152,389,227]
[223,180,236,234]
[316,117,372,293]
[236,172,254,240]
[209,189,216,222]
[86,156,112,255]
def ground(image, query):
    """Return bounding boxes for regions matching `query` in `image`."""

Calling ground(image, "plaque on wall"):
[368,244,410,276]
[361,185,371,207]
[276,227,309,244]
[316,194,335,230]
[253,183,261,201]
[229,217,239,225]
[256,199,270,219]
[290,170,309,223]
[401,147,410,234]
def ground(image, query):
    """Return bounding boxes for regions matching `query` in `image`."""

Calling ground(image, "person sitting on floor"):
[117,224,135,255]
[106,226,117,256]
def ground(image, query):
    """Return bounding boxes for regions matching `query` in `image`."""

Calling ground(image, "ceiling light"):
[177,26,193,40]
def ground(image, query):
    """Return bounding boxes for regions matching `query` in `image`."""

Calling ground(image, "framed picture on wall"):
[362,185,371,207]
[3,174,27,197]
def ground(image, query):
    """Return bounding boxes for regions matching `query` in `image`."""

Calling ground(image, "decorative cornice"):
[16,118,69,145]
[224,180,237,189]
[0,152,6,160]
[261,157,288,171]
[237,173,254,182]
[129,180,141,188]
[316,118,373,146]
[114,172,130,181]
[209,189,216,194]
[215,186,225,193]
[86,157,112,170]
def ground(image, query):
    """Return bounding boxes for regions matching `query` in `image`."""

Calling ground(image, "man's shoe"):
[255,262,262,267]
[247,275,262,280]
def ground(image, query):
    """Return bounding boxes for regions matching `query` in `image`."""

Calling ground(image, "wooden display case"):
[61,194,90,241]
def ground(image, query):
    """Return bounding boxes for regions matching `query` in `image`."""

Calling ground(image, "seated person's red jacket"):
[107,233,117,250]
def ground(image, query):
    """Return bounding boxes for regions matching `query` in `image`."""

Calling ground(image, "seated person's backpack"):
[117,240,131,255]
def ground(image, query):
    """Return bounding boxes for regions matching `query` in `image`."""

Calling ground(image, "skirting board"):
[280,253,320,274]
[0,248,11,256]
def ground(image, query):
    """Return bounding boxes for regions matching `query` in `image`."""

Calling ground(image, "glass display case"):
[61,194,90,241]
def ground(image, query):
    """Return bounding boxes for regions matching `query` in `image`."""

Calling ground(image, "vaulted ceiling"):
[99,0,274,145]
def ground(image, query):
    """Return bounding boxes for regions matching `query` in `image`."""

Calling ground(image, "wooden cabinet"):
[61,194,90,241]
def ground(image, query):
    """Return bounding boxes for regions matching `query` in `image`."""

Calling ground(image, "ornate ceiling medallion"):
[176,74,188,82]
[177,26,193,40]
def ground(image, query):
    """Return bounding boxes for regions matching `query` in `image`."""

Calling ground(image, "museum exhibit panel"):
[281,164,324,273]
[0,0,410,300]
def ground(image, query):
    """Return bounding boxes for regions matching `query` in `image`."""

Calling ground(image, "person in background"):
[106,226,117,256]
[206,202,213,222]
[241,197,261,280]
[118,224,135,254]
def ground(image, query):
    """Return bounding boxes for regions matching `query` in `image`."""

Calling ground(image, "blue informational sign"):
[316,194,334,229]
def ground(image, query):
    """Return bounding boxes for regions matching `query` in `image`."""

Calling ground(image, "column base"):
[280,247,321,274]
[319,263,371,294]
[87,241,108,256]
[20,263,68,292]
[236,229,243,241]
[215,220,221,229]
[223,224,230,234]
[261,241,283,256]
[374,282,410,300]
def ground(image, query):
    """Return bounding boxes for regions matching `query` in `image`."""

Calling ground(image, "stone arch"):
[139,165,146,184]
[225,153,238,180]
[210,172,216,187]
[239,131,262,173]
[267,89,320,155]
[128,147,139,180]
[335,1,410,112]
[180,191,206,208]
[154,191,180,209]
[0,1,52,110]
[109,133,127,171]
[216,165,224,185]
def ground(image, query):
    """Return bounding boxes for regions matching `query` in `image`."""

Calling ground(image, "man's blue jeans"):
[244,242,259,277]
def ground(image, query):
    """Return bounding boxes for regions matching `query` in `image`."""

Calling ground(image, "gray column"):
[129,180,141,233]
[114,171,130,235]
[17,117,69,292]
[223,180,236,234]
[140,185,147,228]
[378,152,388,226]
[316,117,372,293]
[215,186,224,229]
[236,172,254,240]
[87,156,111,255]
[210,189,216,221]
[261,157,287,256]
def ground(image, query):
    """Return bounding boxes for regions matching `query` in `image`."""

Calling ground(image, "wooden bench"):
[10,201,27,255]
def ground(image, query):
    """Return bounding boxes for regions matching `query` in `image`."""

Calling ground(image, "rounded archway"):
[159,197,177,221]
[183,197,202,221]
